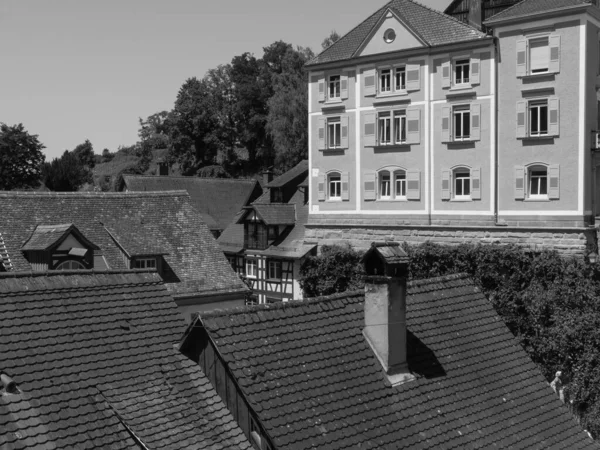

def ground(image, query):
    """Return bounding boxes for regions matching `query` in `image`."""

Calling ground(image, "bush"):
[300,241,600,436]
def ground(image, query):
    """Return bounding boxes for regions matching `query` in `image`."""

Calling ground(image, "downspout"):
[493,34,500,225]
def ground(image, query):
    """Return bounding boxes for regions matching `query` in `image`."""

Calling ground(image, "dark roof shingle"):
[0,271,252,450]
[197,274,599,449]
[486,0,592,23]
[307,0,488,67]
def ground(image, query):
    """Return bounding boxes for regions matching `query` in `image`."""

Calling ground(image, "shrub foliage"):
[300,241,600,436]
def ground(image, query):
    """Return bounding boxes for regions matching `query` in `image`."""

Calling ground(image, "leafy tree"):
[43,150,92,191]
[267,46,314,171]
[321,30,341,50]
[101,148,115,163]
[72,139,95,169]
[0,123,45,190]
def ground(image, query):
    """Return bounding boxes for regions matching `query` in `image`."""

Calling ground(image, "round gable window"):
[383,28,396,44]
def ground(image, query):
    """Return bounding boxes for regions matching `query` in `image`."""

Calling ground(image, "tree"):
[43,150,92,191]
[321,30,341,50]
[267,46,314,170]
[72,139,95,169]
[101,148,115,163]
[0,123,46,190]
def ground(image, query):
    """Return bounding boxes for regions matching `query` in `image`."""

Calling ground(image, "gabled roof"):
[266,160,309,188]
[0,271,251,450]
[307,0,488,67]
[0,191,247,299]
[22,223,100,252]
[241,204,296,226]
[193,274,598,449]
[123,175,262,231]
[485,0,592,24]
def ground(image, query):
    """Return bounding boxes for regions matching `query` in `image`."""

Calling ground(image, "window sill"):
[327,198,343,202]
[450,198,473,202]
[321,102,345,111]
[373,143,410,149]
[519,72,556,81]
[518,135,556,141]
[449,84,473,91]
[319,147,347,152]
[373,92,409,105]
[524,197,551,202]
[376,198,408,202]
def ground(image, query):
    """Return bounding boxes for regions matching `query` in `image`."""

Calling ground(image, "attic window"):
[383,28,396,44]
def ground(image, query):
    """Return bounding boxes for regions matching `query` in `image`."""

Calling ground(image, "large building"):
[305,0,600,255]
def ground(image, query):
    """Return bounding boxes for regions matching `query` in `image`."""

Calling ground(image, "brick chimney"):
[468,0,483,30]
[361,242,415,386]
[262,168,273,186]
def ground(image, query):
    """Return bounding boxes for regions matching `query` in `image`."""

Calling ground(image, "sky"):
[0,0,451,160]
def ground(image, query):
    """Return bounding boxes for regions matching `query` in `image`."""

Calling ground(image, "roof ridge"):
[0,190,191,198]
[0,268,157,279]
[124,175,258,184]
[400,0,486,33]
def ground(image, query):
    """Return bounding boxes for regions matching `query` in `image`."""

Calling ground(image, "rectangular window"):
[134,258,156,269]
[267,260,282,280]
[529,37,549,74]
[380,69,391,93]
[395,172,406,198]
[246,259,257,278]
[395,67,406,91]
[529,101,548,136]
[245,222,267,250]
[327,118,341,148]
[329,173,341,199]
[380,173,391,199]
[453,107,470,140]
[455,59,470,84]
[328,75,341,99]
[454,171,471,198]
[529,169,548,197]
[378,112,391,145]
[267,225,279,244]
[393,110,406,144]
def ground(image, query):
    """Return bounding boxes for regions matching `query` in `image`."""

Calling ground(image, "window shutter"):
[515,166,525,199]
[364,172,376,201]
[516,101,527,138]
[549,98,560,136]
[318,78,325,102]
[441,61,451,89]
[470,54,480,85]
[341,74,349,99]
[318,117,326,150]
[549,164,560,199]
[470,103,481,141]
[406,63,420,91]
[406,108,420,144]
[441,106,451,142]
[341,115,349,149]
[516,39,527,77]
[471,167,481,200]
[318,173,326,201]
[341,171,350,201]
[441,169,451,200]
[363,69,376,97]
[406,169,420,200]
[364,112,377,147]
[549,35,561,74]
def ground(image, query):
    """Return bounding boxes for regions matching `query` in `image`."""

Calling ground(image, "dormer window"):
[56,260,86,270]
[133,257,157,269]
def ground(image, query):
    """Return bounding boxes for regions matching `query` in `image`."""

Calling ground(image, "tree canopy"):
[0,123,46,190]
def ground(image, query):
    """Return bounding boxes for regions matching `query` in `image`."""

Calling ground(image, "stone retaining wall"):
[305,224,598,257]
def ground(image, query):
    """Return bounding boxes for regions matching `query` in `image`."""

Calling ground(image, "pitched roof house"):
[181,244,599,449]
[0,270,251,449]
[0,191,248,319]
[122,175,263,238]
[218,161,315,304]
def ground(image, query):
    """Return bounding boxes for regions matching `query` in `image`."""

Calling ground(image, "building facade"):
[305,0,600,255]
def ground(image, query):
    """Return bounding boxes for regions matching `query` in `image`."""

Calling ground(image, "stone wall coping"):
[306,222,593,233]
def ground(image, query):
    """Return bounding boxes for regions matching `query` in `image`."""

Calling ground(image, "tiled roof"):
[0,271,251,450]
[248,204,296,226]
[123,175,262,231]
[266,160,308,188]
[485,0,592,23]
[307,0,488,67]
[22,224,100,252]
[104,219,170,257]
[197,274,599,449]
[218,212,246,254]
[0,191,247,299]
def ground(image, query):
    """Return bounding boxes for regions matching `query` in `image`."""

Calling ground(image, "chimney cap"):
[362,242,409,276]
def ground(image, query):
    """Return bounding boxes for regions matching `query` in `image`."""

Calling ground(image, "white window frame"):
[378,112,392,145]
[395,66,406,91]
[529,100,548,137]
[529,36,550,74]
[453,106,471,141]
[394,170,407,199]
[379,171,391,199]
[528,165,548,199]
[453,168,471,200]
[454,58,470,85]
[377,168,407,201]
[393,110,406,144]
[267,260,282,280]
[379,68,392,93]
[328,75,341,100]
[246,258,258,278]
[134,257,157,269]
[328,172,342,200]
[327,117,341,149]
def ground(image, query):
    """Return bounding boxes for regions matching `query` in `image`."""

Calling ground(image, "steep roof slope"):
[307,0,488,67]
[486,0,592,23]
[0,191,247,299]
[0,271,251,450]
[196,274,598,449]
[123,175,262,231]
